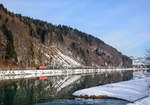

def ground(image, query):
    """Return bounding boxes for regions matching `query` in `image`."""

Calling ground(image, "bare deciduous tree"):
[145,49,150,61]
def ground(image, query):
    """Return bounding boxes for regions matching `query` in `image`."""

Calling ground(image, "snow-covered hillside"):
[34,44,81,67]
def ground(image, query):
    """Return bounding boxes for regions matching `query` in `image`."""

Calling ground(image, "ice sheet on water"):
[73,78,150,102]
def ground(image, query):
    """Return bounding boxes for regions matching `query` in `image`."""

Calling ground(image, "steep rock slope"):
[0,4,132,68]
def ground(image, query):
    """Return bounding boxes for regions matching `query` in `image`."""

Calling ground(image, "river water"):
[0,70,149,105]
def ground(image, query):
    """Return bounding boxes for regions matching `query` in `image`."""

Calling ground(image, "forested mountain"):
[0,4,132,69]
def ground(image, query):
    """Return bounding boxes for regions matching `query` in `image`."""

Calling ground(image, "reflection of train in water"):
[39,77,48,80]
[37,66,49,80]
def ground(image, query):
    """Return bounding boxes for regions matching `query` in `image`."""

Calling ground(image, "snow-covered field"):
[73,78,150,102]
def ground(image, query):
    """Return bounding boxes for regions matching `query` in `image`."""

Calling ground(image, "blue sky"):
[1,0,150,57]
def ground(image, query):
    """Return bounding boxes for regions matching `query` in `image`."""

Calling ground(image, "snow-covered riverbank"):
[127,96,150,105]
[0,68,149,80]
[72,78,150,102]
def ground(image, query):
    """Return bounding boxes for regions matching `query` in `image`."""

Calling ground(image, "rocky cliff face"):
[0,4,132,68]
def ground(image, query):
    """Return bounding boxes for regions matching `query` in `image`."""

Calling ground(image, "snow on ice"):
[73,78,150,102]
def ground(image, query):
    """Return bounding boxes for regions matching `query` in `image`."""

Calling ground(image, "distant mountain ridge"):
[0,4,132,68]
[130,56,150,66]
